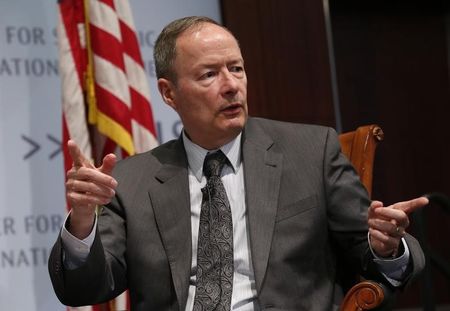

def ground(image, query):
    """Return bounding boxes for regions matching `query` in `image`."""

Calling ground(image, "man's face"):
[158,23,248,150]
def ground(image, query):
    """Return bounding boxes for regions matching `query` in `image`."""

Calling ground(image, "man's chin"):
[224,117,246,132]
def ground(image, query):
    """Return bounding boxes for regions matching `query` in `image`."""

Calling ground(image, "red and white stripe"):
[89,0,158,156]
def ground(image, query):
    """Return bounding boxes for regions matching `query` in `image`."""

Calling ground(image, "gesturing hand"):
[368,197,428,258]
[65,140,118,239]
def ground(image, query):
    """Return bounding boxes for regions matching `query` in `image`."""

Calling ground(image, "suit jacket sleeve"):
[323,127,424,289]
[48,213,127,306]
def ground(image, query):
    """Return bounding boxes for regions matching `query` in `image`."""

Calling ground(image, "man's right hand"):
[65,140,118,239]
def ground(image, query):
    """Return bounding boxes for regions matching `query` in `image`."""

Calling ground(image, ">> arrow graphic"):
[21,135,41,160]
[47,134,62,159]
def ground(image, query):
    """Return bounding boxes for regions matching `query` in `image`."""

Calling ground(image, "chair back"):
[338,124,384,197]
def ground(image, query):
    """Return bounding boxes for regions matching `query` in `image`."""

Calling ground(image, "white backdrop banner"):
[0,1,221,310]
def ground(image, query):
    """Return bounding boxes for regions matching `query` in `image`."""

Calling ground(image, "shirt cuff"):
[61,211,97,269]
[368,233,410,287]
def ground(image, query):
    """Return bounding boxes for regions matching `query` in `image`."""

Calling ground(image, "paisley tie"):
[193,150,234,311]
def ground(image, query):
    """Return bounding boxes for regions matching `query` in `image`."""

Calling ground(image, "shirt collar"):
[182,131,242,182]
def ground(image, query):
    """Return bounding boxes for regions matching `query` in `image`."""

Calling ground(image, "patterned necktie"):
[193,150,234,311]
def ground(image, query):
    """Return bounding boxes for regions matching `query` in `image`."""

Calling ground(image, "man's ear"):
[157,78,177,111]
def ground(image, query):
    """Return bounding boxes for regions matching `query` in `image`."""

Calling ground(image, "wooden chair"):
[338,124,387,311]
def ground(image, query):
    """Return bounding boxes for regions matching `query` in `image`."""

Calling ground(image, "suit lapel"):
[148,139,191,310]
[242,120,283,293]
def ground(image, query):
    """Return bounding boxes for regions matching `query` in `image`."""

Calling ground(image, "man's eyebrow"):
[193,63,218,71]
[194,58,244,70]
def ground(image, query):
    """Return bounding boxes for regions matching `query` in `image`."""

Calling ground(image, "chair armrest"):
[340,280,386,310]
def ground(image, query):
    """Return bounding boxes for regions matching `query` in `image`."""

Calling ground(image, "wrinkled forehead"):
[177,22,239,50]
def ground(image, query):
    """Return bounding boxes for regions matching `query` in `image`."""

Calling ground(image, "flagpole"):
[83,0,97,125]
[83,0,104,167]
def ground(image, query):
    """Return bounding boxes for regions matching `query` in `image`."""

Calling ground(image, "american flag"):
[57,0,158,310]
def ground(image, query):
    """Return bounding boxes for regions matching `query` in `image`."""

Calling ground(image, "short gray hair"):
[153,16,224,82]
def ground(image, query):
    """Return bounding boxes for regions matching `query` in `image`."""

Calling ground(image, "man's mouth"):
[221,103,243,116]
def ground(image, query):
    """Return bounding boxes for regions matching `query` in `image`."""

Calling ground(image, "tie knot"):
[203,150,228,178]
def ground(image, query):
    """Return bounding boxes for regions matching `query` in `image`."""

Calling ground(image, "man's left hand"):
[368,197,429,258]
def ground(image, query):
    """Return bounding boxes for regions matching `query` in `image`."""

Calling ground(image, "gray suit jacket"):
[49,118,424,310]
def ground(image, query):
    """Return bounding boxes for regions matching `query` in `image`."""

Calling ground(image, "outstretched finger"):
[68,140,92,168]
[68,166,117,188]
[393,197,429,215]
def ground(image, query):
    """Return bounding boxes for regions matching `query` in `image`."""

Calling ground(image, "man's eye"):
[201,71,216,79]
[230,66,244,73]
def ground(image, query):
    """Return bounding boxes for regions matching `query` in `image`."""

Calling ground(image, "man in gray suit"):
[49,16,428,310]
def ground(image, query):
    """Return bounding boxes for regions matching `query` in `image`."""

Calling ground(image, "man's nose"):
[220,71,239,96]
